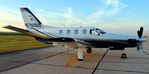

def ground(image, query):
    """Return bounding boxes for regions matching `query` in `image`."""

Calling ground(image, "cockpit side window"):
[90,29,100,36]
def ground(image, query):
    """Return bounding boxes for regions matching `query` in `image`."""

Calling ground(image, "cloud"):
[34,7,83,27]
[0,0,127,29]
[39,0,127,27]
[67,7,72,14]
[87,0,127,20]
[106,0,127,14]
[0,1,148,34]
[103,0,127,8]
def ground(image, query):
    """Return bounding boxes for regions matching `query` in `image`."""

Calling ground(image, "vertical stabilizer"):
[20,8,42,29]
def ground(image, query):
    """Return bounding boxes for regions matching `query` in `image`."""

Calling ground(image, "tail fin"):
[20,7,42,28]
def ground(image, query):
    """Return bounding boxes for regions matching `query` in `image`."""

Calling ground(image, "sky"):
[0,0,149,35]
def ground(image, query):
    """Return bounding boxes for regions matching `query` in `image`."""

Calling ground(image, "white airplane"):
[4,8,146,61]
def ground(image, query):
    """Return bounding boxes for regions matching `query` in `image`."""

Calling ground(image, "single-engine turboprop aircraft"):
[4,8,146,61]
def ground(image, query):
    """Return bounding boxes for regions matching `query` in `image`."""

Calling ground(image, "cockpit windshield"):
[95,28,106,34]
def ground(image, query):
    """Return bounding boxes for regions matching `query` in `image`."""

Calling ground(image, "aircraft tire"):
[87,48,92,53]
[78,59,83,61]
[121,53,127,59]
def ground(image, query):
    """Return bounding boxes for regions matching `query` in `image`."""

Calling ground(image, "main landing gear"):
[77,48,84,61]
[77,47,93,61]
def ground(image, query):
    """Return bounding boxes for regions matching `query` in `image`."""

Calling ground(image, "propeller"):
[136,27,144,51]
[137,27,143,38]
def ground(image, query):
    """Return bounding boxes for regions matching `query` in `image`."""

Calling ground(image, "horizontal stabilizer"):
[3,25,49,39]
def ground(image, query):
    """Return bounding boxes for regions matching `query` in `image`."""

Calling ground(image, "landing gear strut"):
[77,48,84,61]
[121,53,127,59]
[87,47,92,53]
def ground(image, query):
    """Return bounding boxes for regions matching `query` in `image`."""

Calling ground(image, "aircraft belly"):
[84,40,137,48]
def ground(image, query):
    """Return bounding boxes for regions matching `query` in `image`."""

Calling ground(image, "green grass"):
[0,32,49,53]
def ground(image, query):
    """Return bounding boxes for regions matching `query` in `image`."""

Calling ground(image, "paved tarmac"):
[0,41,149,74]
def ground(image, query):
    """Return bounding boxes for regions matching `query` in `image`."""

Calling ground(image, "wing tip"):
[3,25,12,28]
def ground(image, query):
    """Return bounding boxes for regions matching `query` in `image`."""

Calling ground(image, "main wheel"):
[78,59,83,61]
[87,48,92,53]
[121,53,127,59]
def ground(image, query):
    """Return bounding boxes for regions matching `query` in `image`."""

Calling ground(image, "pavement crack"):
[99,69,149,74]
[91,49,108,74]
[143,51,149,55]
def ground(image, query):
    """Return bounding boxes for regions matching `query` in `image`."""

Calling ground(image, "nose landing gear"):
[121,53,127,59]
[87,47,92,53]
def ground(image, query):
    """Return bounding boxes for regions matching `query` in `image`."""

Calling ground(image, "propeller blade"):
[137,30,140,38]
[137,27,143,38]
[137,42,144,52]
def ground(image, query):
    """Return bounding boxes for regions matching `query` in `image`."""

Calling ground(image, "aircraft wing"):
[74,39,94,47]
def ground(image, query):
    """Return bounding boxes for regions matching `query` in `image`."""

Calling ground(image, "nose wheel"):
[121,53,127,59]
[87,47,92,53]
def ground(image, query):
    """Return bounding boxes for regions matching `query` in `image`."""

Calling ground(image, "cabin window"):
[59,30,63,34]
[74,30,79,34]
[66,30,71,34]
[83,29,87,34]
